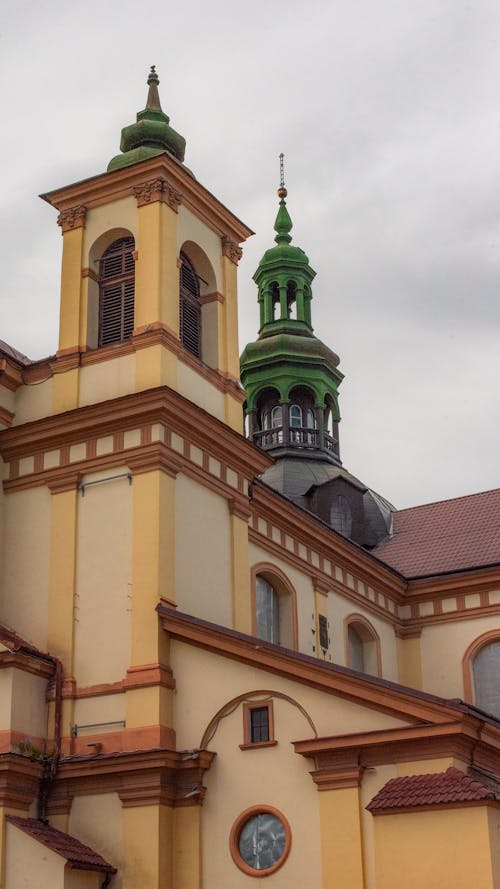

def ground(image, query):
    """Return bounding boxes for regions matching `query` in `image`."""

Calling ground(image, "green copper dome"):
[240,165,343,466]
[108,66,186,172]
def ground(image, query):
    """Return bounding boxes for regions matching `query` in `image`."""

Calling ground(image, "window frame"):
[98,236,136,347]
[251,564,299,651]
[240,699,277,750]
[462,630,500,710]
[229,805,291,877]
[343,613,382,677]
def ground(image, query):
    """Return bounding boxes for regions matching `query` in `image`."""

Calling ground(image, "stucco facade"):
[0,70,499,888]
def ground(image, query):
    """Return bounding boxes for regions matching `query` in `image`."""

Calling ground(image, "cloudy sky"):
[1,0,499,509]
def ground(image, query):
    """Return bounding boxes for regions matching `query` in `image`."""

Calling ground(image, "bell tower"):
[240,158,344,462]
[41,67,252,431]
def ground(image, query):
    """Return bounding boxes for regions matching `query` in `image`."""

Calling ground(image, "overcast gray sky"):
[1,0,499,509]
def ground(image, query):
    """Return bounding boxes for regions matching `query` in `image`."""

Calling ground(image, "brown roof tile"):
[6,817,116,873]
[373,488,500,577]
[366,767,499,812]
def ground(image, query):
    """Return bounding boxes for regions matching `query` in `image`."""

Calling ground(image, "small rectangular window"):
[240,700,277,750]
[318,614,329,651]
[250,707,269,743]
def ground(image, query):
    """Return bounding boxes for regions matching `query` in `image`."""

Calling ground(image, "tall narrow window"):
[348,625,365,672]
[271,282,280,321]
[286,281,297,319]
[255,577,279,643]
[98,236,135,347]
[179,251,201,358]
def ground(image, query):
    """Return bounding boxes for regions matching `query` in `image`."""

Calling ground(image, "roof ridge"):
[395,487,500,514]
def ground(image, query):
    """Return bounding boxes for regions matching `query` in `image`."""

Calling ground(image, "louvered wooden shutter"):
[98,237,135,347]
[179,252,201,358]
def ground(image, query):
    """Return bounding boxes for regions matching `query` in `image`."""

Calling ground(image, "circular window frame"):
[229,804,291,877]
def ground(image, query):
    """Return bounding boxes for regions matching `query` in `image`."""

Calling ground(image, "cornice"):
[251,482,407,600]
[48,747,216,812]
[0,754,42,809]
[0,407,14,427]
[0,385,271,481]
[40,154,254,245]
[406,564,500,597]
[158,606,475,727]
[0,358,24,391]
[0,649,54,680]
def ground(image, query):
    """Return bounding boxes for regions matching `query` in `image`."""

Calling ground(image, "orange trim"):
[159,607,478,726]
[250,562,299,650]
[199,690,317,749]
[61,724,175,757]
[41,154,254,243]
[229,805,291,877]
[344,613,382,677]
[0,730,46,755]
[0,407,14,427]
[462,629,500,703]
[241,699,275,749]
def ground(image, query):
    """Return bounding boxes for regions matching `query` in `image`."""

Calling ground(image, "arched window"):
[290,404,302,443]
[345,615,381,676]
[271,282,280,321]
[271,406,283,428]
[255,577,279,644]
[472,641,500,717]
[98,236,135,346]
[286,281,297,319]
[305,408,315,429]
[253,566,298,649]
[179,251,201,358]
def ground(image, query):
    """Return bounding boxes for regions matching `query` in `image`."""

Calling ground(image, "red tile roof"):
[6,817,116,873]
[373,488,500,577]
[366,767,499,813]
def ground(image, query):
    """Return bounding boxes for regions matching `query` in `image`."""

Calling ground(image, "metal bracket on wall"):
[71,720,126,738]
[79,472,132,496]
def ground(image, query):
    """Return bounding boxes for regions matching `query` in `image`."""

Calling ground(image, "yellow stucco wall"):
[0,487,50,649]
[420,616,500,700]
[176,207,222,293]
[176,363,225,421]
[74,469,132,686]
[175,475,232,626]
[9,379,53,426]
[170,642,409,751]
[373,805,496,889]
[69,794,122,888]
[78,354,136,409]
[10,671,48,740]
[5,824,64,889]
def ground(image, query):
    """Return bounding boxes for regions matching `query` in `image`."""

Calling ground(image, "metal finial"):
[277,152,287,199]
[147,65,159,86]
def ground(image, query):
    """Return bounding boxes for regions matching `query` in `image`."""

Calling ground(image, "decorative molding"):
[57,205,87,233]
[41,154,254,244]
[0,754,42,810]
[0,407,14,427]
[311,766,364,791]
[158,606,482,727]
[221,236,243,265]
[0,358,24,392]
[228,498,252,521]
[133,177,182,211]
[47,748,216,813]
[394,623,423,639]
[81,267,99,282]
[199,291,225,305]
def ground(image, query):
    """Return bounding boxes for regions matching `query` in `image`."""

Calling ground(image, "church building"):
[0,67,499,889]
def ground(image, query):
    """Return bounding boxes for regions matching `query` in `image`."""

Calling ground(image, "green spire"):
[107,66,186,172]
[240,159,343,465]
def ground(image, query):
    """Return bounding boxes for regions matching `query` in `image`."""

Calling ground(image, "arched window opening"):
[271,405,283,444]
[345,617,381,676]
[253,567,298,649]
[271,282,280,321]
[255,577,279,644]
[330,495,353,537]
[179,251,201,358]
[473,641,500,718]
[348,625,365,672]
[98,236,135,347]
[289,404,302,443]
[286,281,297,319]
[305,408,315,429]
[324,402,339,455]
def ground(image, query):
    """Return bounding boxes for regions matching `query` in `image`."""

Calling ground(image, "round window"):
[230,806,291,877]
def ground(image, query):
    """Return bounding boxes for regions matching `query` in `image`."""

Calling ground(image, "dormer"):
[40,67,253,430]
